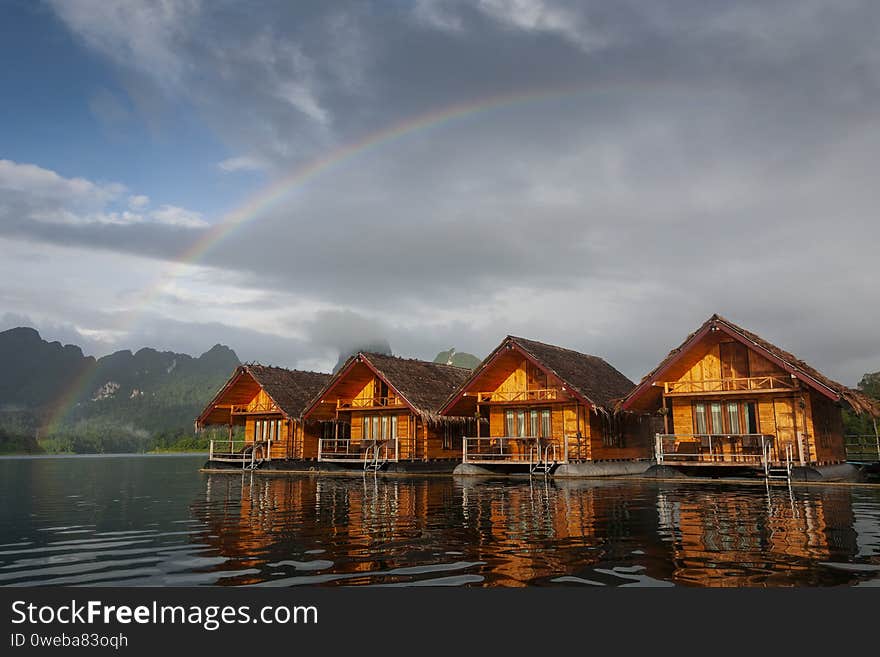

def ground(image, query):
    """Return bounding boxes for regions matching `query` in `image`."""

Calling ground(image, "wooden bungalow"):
[620,314,880,472]
[302,352,474,468]
[196,364,331,467]
[439,336,652,471]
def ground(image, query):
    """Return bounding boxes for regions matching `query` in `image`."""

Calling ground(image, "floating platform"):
[202,458,459,475]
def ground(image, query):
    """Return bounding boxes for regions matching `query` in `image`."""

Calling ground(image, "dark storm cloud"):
[21,0,880,382]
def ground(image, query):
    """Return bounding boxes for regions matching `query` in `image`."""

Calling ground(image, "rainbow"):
[41,80,622,433]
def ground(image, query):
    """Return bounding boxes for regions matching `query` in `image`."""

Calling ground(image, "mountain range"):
[0,327,484,453]
[0,327,240,453]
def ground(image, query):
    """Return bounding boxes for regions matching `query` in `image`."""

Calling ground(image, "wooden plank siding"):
[449,349,652,463]
[644,331,849,464]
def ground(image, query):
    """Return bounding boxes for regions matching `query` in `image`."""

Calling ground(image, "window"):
[694,403,708,434]
[745,402,758,434]
[693,400,758,434]
[710,403,723,434]
[363,414,399,440]
[505,409,515,437]
[726,402,740,434]
[254,420,261,442]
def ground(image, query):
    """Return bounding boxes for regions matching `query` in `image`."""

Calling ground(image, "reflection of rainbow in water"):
[42,81,639,430]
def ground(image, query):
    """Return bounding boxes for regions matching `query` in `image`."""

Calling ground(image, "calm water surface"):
[1,455,879,587]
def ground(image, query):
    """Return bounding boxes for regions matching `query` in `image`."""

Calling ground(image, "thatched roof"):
[245,365,332,418]
[510,337,636,408]
[441,335,635,414]
[308,352,472,423]
[197,364,331,426]
[621,314,880,417]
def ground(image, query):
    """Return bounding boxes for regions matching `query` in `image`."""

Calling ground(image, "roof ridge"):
[509,335,609,362]
[360,351,473,372]
[246,362,330,376]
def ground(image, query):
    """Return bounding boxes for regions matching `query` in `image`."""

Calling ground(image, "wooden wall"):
[667,393,846,464]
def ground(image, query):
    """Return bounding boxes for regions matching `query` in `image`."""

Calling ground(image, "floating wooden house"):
[440,336,652,472]
[196,364,331,466]
[620,314,880,474]
[302,352,474,469]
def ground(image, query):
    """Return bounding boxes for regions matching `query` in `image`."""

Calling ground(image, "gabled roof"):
[440,335,635,414]
[620,314,880,417]
[304,352,473,423]
[197,364,332,426]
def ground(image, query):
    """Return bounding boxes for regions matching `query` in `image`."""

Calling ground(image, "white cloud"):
[217,156,266,173]
[149,204,208,228]
[0,159,206,230]
[475,0,612,51]
[0,159,124,208]
[48,0,200,88]
[128,194,150,210]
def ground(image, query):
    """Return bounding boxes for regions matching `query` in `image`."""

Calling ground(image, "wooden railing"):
[318,438,399,462]
[845,435,880,463]
[474,388,561,403]
[230,401,280,414]
[462,436,565,464]
[654,433,774,465]
[209,439,271,466]
[662,375,795,395]
[336,397,404,409]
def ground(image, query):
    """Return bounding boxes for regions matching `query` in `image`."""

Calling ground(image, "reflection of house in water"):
[196,475,669,586]
[194,476,868,587]
[198,474,466,585]
[655,485,859,586]
[456,479,668,586]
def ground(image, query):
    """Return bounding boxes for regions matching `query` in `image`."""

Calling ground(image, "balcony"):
[654,433,776,466]
[318,438,399,464]
[473,388,562,404]
[462,436,562,465]
[209,439,271,466]
[336,396,404,410]
[660,375,796,396]
[230,401,281,415]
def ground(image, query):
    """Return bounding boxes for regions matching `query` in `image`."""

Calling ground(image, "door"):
[773,399,796,462]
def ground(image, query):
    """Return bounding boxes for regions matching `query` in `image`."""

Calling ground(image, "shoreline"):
[0,451,208,459]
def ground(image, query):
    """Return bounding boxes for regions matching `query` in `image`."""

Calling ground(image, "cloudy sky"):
[1,0,878,383]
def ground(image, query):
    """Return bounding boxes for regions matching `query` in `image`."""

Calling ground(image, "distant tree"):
[843,371,880,435]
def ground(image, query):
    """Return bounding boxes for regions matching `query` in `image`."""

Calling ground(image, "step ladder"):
[764,444,793,482]
[364,443,387,472]
[530,443,556,476]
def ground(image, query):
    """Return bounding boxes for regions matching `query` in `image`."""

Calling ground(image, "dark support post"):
[662,395,669,434]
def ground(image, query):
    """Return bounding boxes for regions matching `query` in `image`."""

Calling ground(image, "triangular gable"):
[621,314,879,416]
[304,352,472,421]
[197,364,331,427]
[303,354,421,419]
[196,366,276,428]
[440,336,632,415]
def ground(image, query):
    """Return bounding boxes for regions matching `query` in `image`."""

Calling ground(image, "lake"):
[1,454,879,587]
